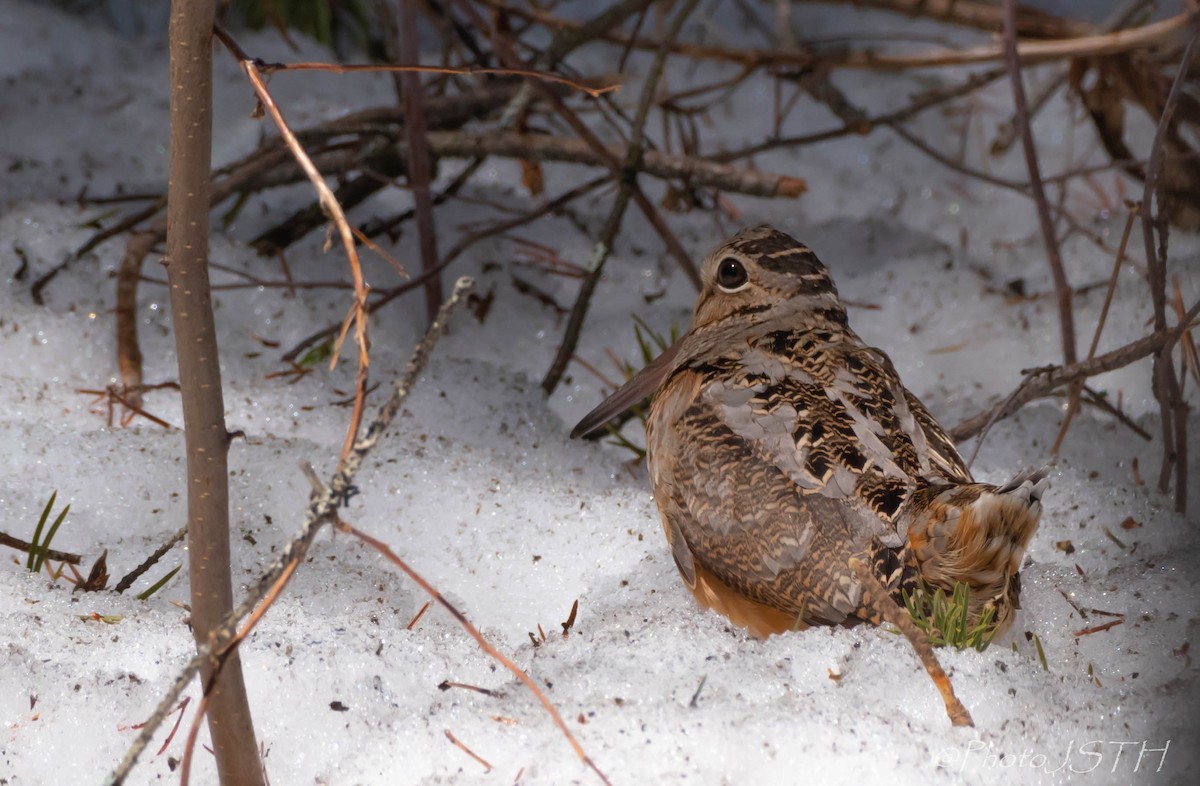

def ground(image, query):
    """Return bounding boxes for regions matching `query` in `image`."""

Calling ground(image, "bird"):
[572,226,1048,727]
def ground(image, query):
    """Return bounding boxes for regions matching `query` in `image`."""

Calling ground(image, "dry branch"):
[0,531,82,565]
[399,0,443,323]
[1002,0,1077,369]
[845,0,1092,38]
[481,0,1195,70]
[424,130,805,197]
[105,278,474,786]
[542,0,703,397]
[1139,25,1200,512]
[950,303,1200,444]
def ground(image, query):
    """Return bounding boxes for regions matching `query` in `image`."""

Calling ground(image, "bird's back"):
[648,317,1043,635]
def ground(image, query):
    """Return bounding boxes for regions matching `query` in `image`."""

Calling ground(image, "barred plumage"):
[573,226,1048,726]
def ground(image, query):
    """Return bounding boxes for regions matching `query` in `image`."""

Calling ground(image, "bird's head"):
[570,226,844,439]
[690,226,843,334]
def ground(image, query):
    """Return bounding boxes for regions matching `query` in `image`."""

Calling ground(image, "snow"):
[2,1,1198,784]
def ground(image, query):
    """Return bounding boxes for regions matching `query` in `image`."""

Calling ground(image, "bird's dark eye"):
[716,257,748,291]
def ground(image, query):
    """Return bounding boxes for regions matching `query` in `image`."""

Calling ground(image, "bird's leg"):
[849,556,975,727]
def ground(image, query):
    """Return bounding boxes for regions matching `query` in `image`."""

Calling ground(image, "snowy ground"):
[2,1,1198,784]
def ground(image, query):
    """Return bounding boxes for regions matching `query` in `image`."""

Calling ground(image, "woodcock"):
[572,226,1048,727]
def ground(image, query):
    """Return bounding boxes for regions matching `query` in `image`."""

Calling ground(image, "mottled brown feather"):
[573,226,1049,727]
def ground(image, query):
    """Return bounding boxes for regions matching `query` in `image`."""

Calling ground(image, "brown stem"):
[165,2,264,784]
[399,0,444,324]
[106,279,474,786]
[479,0,1195,70]
[116,232,154,409]
[542,0,702,397]
[1140,25,1199,511]
[0,531,82,565]
[1003,0,1077,369]
[950,303,1200,444]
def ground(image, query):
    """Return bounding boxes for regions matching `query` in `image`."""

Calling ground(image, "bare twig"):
[481,0,1195,70]
[1139,24,1200,512]
[444,729,493,772]
[425,130,805,197]
[399,0,444,324]
[542,0,702,397]
[715,67,1007,163]
[105,278,474,786]
[259,60,618,98]
[0,531,82,565]
[951,302,1200,444]
[212,24,373,470]
[112,525,188,595]
[1003,0,1077,371]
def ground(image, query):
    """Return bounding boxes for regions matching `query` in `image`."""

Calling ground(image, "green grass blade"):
[27,491,57,571]
[137,565,183,601]
[32,503,71,573]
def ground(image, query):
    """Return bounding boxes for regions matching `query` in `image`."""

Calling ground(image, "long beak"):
[569,339,683,439]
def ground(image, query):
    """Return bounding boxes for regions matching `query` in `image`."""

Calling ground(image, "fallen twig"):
[1073,618,1124,637]
[444,728,493,772]
[0,531,82,565]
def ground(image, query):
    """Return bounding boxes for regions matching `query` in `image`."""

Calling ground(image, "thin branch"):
[213,24,373,470]
[480,0,1196,70]
[542,0,702,396]
[259,61,619,98]
[1003,0,1077,370]
[951,302,1200,444]
[1140,23,1200,511]
[105,278,474,786]
[424,130,805,197]
[0,531,82,565]
[713,67,1007,163]
[400,0,445,324]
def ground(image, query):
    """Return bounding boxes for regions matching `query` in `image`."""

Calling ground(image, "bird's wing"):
[570,339,682,439]
[652,369,867,625]
[695,328,970,547]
